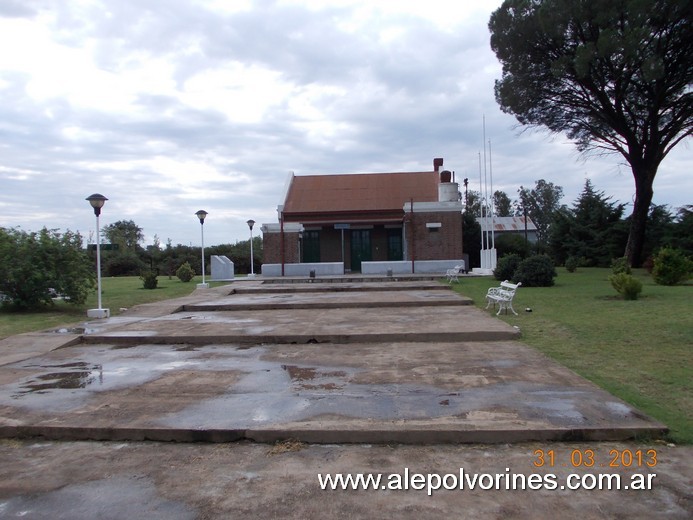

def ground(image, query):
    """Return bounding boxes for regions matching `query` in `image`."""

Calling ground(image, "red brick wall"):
[406,211,463,260]
[264,212,463,266]
[262,231,300,264]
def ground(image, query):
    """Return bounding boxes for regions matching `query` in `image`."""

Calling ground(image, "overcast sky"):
[1,0,690,247]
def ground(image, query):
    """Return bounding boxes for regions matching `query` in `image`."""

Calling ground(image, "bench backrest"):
[500,281,521,292]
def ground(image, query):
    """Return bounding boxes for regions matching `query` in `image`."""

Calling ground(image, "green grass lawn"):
[449,268,692,444]
[0,276,228,340]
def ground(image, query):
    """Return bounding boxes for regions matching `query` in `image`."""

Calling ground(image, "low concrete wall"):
[414,259,465,274]
[262,260,464,276]
[361,259,465,275]
[361,261,412,275]
[261,263,344,277]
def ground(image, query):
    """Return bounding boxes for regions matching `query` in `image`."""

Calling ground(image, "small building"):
[262,158,465,275]
[476,216,539,243]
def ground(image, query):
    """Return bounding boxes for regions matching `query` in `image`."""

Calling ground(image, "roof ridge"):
[293,170,436,177]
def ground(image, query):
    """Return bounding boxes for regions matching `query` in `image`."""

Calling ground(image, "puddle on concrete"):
[150,314,264,327]
[0,476,196,519]
[13,362,103,396]
[159,371,600,430]
[0,345,259,411]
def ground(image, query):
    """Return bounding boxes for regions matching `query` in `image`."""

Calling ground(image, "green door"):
[387,229,403,261]
[302,231,320,263]
[350,230,371,272]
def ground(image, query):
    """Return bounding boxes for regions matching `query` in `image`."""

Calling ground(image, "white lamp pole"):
[86,193,110,319]
[246,219,256,278]
[195,210,209,288]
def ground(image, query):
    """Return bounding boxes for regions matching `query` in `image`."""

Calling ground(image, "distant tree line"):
[463,179,692,269]
[94,219,263,278]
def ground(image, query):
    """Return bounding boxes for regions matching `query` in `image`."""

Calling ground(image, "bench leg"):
[496,301,518,316]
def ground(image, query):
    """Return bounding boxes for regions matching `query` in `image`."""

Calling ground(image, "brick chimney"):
[433,157,444,173]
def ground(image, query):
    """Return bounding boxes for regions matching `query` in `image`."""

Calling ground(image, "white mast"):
[478,151,485,252]
[489,139,496,251]
[473,116,497,274]
[483,115,489,258]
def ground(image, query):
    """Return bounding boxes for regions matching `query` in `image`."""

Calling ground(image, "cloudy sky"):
[1,0,690,247]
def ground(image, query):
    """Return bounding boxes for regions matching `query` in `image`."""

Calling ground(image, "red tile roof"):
[283,171,439,216]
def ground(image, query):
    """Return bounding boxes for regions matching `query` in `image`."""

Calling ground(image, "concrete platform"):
[181,287,473,311]
[0,280,667,444]
[81,306,515,345]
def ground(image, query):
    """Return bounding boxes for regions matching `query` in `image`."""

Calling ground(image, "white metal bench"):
[445,263,465,283]
[485,280,522,315]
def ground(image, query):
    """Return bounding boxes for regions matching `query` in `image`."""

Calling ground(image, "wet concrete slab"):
[81,305,518,345]
[0,341,666,443]
[182,288,473,311]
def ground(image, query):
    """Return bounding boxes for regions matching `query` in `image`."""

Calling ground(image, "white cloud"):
[182,63,291,124]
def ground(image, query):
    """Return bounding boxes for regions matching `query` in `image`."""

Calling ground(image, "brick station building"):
[261,158,464,274]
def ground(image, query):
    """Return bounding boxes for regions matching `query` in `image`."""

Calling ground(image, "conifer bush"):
[176,262,195,283]
[565,256,579,273]
[609,272,643,300]
[140,270,158,289]
[652,248,692,286]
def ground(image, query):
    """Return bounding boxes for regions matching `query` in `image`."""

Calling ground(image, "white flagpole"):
[489,139,495,250]
[478,151,485,253]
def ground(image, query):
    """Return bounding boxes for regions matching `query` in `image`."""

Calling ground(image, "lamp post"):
[246,219,256,278]
[86,193,110,319]
[195,210,209,289]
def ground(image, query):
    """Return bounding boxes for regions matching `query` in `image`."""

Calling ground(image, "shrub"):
[0,227,95,310]
[176,261,195,283]
[513,255,557,287]
[609,272,643,300]
[652,248,692,286]
[565,256,579,273]
[103,252,145,277]
[494,253,522,281]
[611,257,631,275]
[140,270,158,290]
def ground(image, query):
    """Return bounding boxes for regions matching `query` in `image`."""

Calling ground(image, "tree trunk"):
[624,168,655,267]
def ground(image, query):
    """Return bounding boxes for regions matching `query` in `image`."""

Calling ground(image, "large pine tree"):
[490,0,693,265]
